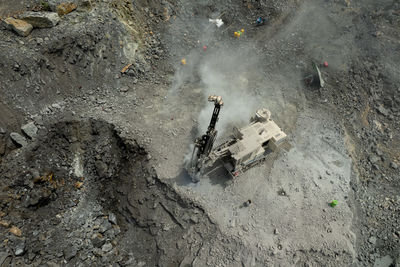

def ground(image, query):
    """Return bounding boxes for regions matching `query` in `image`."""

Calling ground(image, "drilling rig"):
[187,95,223,182]
[187,95,287,182]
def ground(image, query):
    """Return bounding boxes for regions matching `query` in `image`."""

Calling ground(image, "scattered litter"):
[256,17,267,26]
[181,58,186,65]
[323,61,328,67]
[304,62,325,88]
[234,29,245,37]
[330,200,338,207]
[315,62,325,87]
[209,18,224,27]
[121,63,132,73]
[243,199,252,207]
[74,181,83,189]
[203,45,207,51]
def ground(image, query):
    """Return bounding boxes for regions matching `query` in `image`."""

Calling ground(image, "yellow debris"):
[181,58,186,65]
[121,63,132,73]
[241,29,244,33]
[74,181,83,189]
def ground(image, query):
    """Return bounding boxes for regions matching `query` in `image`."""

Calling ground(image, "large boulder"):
[57,2,77,15]
[46,0,89,11]
[3,18,33,37]
[19,11,60,28]
[21,122,38,139]
[10,133,28,147]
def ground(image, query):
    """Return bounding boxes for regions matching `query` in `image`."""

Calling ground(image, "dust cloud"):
[168,23,264,136]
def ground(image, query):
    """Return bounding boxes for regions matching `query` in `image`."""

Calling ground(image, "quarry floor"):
[0,0,399,266]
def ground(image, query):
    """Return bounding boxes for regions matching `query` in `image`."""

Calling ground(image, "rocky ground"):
[0,0,399,266]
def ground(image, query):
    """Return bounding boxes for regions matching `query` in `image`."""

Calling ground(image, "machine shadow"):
[173,164,231,188]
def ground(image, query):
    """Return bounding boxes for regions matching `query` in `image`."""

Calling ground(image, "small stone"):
[274,228,279,235]
[95,160,108,178]
[63,245,77,261]
[101,242,112,252]
[190,216,199,224]
[369,155,380,164]
[376,105,388,116]
[57,2,77,15]
[0,127,6,135]
[19,11,60,28]
[390,162,398,169]
[10,226,22,236]
[119,86,129,92]
[21,122,38,139]
[91,233,105,248]
[0,220,10,227]
[99,220,112,233]
[52,103,61,109]
[326,170,331,175]
[10,132,28,147]
[14,242,25,256]
[4,18,33,37]
[108,212,117,225]
[368,236,377,245]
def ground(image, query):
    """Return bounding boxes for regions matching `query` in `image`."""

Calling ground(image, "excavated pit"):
[0,119,221,266]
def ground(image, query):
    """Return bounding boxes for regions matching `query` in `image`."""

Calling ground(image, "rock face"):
[57,2,77,15]
[3,18,33,37]
[9,132,28,147]
[19,12,60,28]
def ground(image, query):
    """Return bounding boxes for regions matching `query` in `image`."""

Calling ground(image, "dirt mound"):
[0,119,221,266]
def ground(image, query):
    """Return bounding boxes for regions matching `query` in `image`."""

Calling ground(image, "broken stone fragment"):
[57,2,77,15]
[10,132,28,147]
[101,242,113,252]
[3,18,33,37]
[376,105,389,116]
[14,241,25,256]
[91,233,106,248]
[108,212,117,225]
[9,226,22,237]
[390,162,398,169]
[19,12,60,28]
[63,245,77,261]
[21,122,38,139]
[0,220,10,228]
[99,220,112,233]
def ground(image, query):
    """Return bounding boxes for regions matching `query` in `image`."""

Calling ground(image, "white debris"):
[209,18,224,28]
